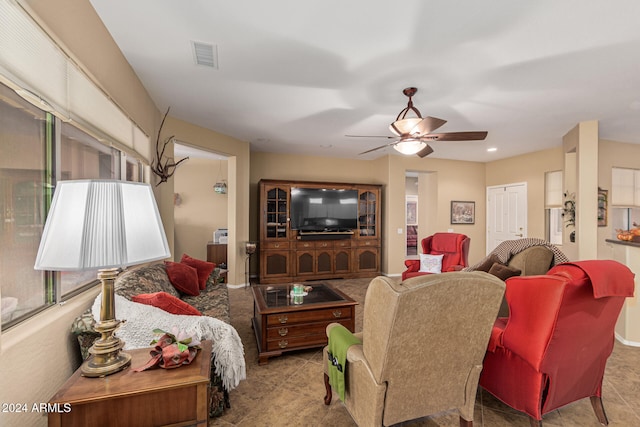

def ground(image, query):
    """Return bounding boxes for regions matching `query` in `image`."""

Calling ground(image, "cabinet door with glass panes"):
[357,189,379,239]
[261,184,290,241]
[259,182,292,282]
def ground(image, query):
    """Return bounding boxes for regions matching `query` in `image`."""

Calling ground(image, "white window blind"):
[67,66,133,148]
[0,0,68,116]
[611,167,640,207]
[545,170,563,208]
[0,0,149,161]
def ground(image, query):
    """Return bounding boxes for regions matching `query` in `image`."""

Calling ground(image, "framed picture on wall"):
[451,201,475,224]
[598,188,608,227]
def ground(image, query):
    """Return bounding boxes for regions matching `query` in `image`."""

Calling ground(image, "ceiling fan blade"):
[411,117,447,135]
[346,135,396,139]
[359,141,397,155]
[420,131,488,141]
[416,144,434,158]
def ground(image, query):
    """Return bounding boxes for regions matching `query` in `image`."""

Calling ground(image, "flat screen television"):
[290,187,358,232]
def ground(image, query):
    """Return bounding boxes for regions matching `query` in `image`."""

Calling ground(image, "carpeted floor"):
[213,278,640,426]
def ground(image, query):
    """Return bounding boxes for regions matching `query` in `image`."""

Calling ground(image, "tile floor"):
[213,278,640,426]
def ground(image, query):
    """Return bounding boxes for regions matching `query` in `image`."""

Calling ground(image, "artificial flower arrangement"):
[133,326,201,372]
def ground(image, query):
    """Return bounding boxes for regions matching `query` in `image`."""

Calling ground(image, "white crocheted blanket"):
[92,294,246,390]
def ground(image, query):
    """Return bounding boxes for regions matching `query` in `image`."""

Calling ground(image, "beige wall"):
[486,147,565,241]
[389,156,488,267]
[174,158,229,261]
[249,152,489,273]
[163,116,250,286]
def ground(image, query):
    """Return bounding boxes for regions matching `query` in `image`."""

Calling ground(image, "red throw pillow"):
[180,254,216,290]
[164,261,200,296]
[132,292,202,316]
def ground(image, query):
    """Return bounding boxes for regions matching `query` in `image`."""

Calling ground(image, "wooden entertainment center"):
[259,179,381,284]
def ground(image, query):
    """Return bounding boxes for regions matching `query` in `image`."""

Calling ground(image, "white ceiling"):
[89,0,640,162]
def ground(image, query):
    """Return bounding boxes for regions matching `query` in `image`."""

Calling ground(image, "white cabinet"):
[611,168,640,207]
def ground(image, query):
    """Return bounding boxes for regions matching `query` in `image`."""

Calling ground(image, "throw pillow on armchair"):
[418,254,444,273]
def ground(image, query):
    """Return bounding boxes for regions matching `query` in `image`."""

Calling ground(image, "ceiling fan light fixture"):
[389,118,422,136]
[352,87,487,158]
[393,139,426,155]
[213,181,227,194]
[213,159,227,194]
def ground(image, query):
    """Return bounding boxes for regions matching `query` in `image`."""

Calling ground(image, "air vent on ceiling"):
[191,41,218,69]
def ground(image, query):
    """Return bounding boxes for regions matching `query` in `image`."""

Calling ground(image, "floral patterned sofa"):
[71,262,233,417]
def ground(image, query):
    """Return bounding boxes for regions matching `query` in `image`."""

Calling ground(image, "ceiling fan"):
[348,87,488,157]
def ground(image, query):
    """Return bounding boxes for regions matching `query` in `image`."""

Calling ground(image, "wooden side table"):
[48,340,212,427]
[207,242,228,283]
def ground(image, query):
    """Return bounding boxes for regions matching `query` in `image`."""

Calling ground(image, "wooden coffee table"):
[251,283,357,365]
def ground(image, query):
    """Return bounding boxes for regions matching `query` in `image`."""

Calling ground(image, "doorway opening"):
[174,142,230,274]
[405,173,419,256]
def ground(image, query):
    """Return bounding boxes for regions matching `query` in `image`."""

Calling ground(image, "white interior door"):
[486,183,527,253]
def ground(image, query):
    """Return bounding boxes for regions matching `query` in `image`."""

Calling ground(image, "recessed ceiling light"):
[487,147,497,152]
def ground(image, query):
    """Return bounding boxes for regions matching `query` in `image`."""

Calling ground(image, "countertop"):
[605,239,640,248]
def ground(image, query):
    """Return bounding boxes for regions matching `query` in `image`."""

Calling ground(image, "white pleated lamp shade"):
[34,180,171,271]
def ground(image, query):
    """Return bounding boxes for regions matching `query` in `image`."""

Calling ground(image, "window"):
[58,123,121,298]
[0,83,53,326]
[0,81,146,329]
[125,155,143,182]
[547,208,563,245]
[0,0,150,329]
[545,171,563,245]
[61,123,120,180]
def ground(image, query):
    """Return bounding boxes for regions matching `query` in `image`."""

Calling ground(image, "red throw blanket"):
[561,260,635,298]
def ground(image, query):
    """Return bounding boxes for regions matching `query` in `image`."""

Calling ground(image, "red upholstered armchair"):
[479,260,635,426]
[402,233,470,281]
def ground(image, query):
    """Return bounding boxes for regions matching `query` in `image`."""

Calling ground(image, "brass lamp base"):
[81,268,131,377]
[81,319,131,377]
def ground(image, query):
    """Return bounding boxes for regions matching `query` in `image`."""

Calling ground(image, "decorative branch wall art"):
[152,107,189,186]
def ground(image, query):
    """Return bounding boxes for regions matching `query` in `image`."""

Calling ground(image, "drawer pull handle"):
[279,340,288,349]
[274,243,280,248]
[279,315,288,324]
[333,310,342,318]
[278,328,288,336]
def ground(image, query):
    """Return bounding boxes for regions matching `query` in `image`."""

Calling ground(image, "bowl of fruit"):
[617,223,640,242]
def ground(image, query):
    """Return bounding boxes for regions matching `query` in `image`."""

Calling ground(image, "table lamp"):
[34,180,171,377]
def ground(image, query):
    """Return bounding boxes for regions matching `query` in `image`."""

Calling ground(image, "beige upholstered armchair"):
[323,273,505,427]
